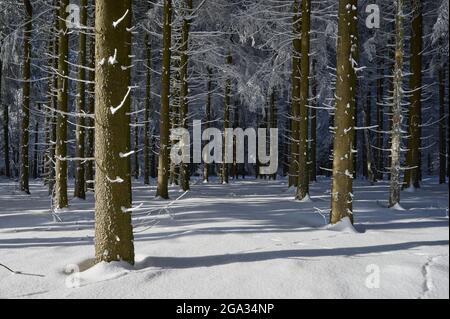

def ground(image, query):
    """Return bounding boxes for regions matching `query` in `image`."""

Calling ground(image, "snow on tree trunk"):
[330,0,358,224]
[404,0,423,190]
[389,0,405,208]
[94,0,135,265]
[296,0,311,200]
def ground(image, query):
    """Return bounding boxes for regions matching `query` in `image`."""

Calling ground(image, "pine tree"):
[439,65,447,184]
[94,0,135,265]
[203,67,212,182]
[20,0,33,194]
[1,57,10,178]
[389,0,405,207]
[221,52,232,185]
[143,32,151,186]
[157,0,173,199]
[404,0,423,189]
[55,0,69,208]
[74,0,88,199]
[296,0,311,200]
[289,0,301,188]
[330,0,358,224]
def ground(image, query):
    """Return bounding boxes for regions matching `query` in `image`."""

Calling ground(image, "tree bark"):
[1,58,10,178]
[439,66,447,184]
[55,0,69,208]
[389,0,404,207]
[94,0,135,265]
[221,52,232,184]
[20,0,33,194]
[74,0,87,199]
[296,0,311,200]
[157,0,172,199]
[404,0,422,189]
[143,33,151,185]
[289,0,301,187]
[203,67,212,182]
[330,0,358,224]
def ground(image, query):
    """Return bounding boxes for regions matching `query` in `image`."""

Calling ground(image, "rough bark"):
[143,33,151,185]
[94,0,135,265]
[330,0,358,224]
[309,60,317,182]
[1,58,10,178]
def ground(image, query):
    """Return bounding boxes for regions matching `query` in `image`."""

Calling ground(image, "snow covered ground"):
[0,176,448,299]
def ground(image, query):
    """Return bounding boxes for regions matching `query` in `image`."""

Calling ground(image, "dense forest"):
[0,0,448,299]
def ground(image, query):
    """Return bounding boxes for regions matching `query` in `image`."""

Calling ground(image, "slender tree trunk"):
[439,66,447,184]
[55,0,69,208]
[144,33,151,185]
[94,0,135,265]
[364,89,375,184]
[203,67,212,182]
[404,0,422,189]
[32,104,40,179]
[179,0,193,191]
[309,61,317,182]
[157,0,172,199]
[20,0,33,194]
[296,0,311,200]
[330,0,358,224]
[1,59,10,178]
[133,113,139,179]
[85,2,96,192]
[376,68,384,180]
[389,0,404,207]
[232,98,239,180]
[270,90,278,180]
[289,0,301,187]
[222,52,232,184]
[74,0,87,199]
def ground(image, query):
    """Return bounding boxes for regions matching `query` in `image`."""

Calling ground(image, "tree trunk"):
[32,104,40,179]
[289,0,301,187]
[309,60,317,183]
[85,1,96,192]
[221,52,232,184]
[376,68,384,180]
[133,113,139,179]
[404,0,422,189]
[439,66,447,184]
[74,0,87,199]
[296,0,311,200]
[20,0,33,194]
[94,0,135,265]
[1,58,10,178]
[144,33,151,185]
[157,0,172,199]
[389,0,404,207]
[55,0,69,208]
[363,89,376,184]
[203,67,212,182]
[330,0,358,224]
[270,90,278,180]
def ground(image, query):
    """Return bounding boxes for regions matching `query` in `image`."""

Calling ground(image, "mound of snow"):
[391,203,406,211]
[326,217,358,234]
[72,261,133,286]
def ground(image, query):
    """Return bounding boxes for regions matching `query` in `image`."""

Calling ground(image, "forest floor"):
[0,176,448,299]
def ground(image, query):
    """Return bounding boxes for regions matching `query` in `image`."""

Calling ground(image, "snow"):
[0,177,448,299]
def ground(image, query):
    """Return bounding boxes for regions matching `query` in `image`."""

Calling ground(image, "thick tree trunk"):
[330,0,358,224]
[157,0,172,199]
[404,0,422,189]
[296,0,311,200]
[94,0,135,265]
[289,0,301,187]
[55,0,69,208]
[20,0,33,194]
[74,0,87,199]
[143,33,151,185]
[439,66,447,184]
[389,0,404,208]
